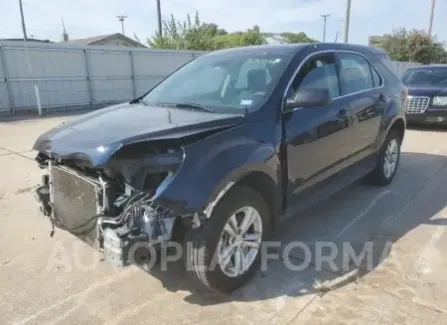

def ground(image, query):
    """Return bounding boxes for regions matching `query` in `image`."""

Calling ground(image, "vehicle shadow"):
[141,151,447,307]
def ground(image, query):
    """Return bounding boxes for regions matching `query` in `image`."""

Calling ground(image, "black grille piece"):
[51,166,99,235]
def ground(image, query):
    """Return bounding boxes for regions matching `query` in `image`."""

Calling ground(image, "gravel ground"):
[0,116,446,325]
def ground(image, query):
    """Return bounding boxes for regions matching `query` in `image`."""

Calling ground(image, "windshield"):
[402,68,447,87]
[141,51,293,114]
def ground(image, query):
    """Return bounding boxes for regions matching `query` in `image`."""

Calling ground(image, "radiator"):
[50,165,101,236]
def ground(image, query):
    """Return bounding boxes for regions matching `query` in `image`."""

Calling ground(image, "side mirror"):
[285,88,332,111]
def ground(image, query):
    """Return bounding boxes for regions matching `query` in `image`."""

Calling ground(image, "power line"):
[344,0,351,43]
[117,15,127,35]
[321,14,330,43]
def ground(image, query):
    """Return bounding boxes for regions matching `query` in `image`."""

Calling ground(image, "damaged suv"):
[33,43,406,293]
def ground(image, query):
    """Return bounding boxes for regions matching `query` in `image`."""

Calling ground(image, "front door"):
[283,52,353,203]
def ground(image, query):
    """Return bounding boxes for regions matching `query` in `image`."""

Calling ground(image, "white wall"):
[0,41,203,114]
[393,61,422,77]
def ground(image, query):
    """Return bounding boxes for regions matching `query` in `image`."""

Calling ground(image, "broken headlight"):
[109,147,184,194]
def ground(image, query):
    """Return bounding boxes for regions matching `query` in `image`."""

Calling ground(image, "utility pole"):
[321,14,330,43]
[344,0,351,43]
[428,0,436,36]
[156,0,162,36]
[117,15,127,35]
[18,0,28,41]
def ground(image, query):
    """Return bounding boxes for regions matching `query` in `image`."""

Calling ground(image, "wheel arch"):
[204,169,282,233]
[388,118,405,143]
[376,116,406,150]
[236,171,279,231]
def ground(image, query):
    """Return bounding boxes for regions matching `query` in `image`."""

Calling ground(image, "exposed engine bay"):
[33,143,190,267]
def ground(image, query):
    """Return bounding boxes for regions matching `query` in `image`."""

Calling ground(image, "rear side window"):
[371,67,383,87]
[377,53,399,76]
[337,53,374,95]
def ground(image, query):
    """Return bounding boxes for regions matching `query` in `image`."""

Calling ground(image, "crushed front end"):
[33,145,186,267]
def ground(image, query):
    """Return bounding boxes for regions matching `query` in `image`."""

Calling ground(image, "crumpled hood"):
[407,86,447,97]
[33,102,244,166]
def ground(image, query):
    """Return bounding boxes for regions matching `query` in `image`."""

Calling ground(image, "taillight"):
[401,87,408,111]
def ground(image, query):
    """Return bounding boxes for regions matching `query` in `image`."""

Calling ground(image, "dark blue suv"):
[33,43,406,293]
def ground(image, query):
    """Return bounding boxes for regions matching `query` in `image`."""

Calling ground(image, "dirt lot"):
[1,116,447,325]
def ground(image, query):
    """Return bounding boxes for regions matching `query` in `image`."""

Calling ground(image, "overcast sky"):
[2,0,447,45]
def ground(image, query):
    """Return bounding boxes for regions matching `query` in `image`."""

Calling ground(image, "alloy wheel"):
[216,206,263,278]
[383,138,399,178]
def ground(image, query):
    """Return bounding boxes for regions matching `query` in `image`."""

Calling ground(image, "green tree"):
[433,44,447,63]
[148,12,315,51]
[212,25,268,49]
[148,12,221,50]
[380,28,409,61]
[380,28,446,64]
[406,30,441,64]
[274,32,317,44]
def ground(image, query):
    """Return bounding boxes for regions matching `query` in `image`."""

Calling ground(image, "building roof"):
[0,38,52,43]
[60,33,145,47]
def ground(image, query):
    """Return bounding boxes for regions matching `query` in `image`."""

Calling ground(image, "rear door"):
[335,52,386,158]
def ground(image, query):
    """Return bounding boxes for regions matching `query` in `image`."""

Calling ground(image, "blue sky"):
[2,0,447,45]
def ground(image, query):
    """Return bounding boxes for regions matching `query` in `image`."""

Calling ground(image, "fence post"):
[83,49,94,108]
[129,51,137,98]
[0,45,15,115]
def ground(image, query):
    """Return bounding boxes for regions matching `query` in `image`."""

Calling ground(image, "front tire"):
[185,185,271,294]
[367,130,402,186]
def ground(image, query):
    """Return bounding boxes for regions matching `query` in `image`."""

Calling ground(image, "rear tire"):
[184,185,271,294]
[367,130,401,186]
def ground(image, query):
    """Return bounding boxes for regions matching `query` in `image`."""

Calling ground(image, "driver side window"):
[286,53,340,103]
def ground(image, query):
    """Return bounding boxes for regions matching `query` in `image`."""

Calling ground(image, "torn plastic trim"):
[203,181,236,219]
[185,181,236,230]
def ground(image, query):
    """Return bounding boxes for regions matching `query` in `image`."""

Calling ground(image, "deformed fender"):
[152,123,281,218]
